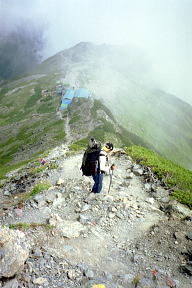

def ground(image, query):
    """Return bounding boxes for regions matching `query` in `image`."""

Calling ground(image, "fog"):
[0,0,191,104]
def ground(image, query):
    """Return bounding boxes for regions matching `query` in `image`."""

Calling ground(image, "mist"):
[0,0,191,104]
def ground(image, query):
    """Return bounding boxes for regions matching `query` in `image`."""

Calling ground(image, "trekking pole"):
[108,164,115,194]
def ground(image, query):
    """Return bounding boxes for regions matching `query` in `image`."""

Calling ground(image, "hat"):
[105,142,113,151]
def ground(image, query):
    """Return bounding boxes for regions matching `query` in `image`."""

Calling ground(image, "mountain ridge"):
[36,42,192,169]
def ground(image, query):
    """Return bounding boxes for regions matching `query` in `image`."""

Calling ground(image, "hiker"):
[39,158,46,165]
[81,139,115,193]
[92,142,114,194]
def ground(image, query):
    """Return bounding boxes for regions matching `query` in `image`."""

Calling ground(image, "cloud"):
[0,0,191,104]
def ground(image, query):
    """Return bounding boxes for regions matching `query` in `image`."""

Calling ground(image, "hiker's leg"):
[92,174,98,193]
[92,173,101,193]
[98,173,104,193]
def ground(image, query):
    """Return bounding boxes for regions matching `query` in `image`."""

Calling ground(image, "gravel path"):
[1,148,192,287]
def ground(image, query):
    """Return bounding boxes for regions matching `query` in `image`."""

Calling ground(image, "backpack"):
[81,138,101,176]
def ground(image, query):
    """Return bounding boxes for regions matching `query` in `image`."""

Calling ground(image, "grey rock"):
[132,165,144,176]
[33,194,45,203]
[32,248,43,258]
[120,273,134,283]
[84,269,95,279]
[116,212,124,219]
[0,227,29,278]
[81,204,91,212]
[67,269,82,280]
[78,214,90,224]
[186,231,192,240]
[2,279,19,288]
[131,255,140,263]
[49,214,86,238]
[3,190,10,196]
[161,197,170,203]
[173,203,192,217]
[146,197,155,204]
[156,187,169,198]
[174,231,185,240]
[33,277,48,285]
[144,183,152,191]
[126,172,134,179]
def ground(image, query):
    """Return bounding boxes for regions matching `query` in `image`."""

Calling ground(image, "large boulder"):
[0,227,29,278]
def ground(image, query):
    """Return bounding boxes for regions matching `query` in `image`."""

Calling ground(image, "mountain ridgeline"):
[0,42,192,179]
[37,42,192,170]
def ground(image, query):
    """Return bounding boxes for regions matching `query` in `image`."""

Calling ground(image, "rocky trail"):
[0,146,192,288]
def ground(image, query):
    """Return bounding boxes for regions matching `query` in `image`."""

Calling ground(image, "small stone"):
[33,277,48,285]
[78,214,89,224]
[81,204,90,212]
[111,207,117,212]
[146,197,155,205]
[3,190,10,196]
[56,178,64,185]
[174,231,184,240]
[186,231,192,240]
[161,197,170,203]
[67,269,76,280]
[126,172,134,179]
[84,269,95,279]
[32,248,42,258]
[108,213,115,219]
[144,183,152,191]
[67,269,81,280]
[116,212,124,219]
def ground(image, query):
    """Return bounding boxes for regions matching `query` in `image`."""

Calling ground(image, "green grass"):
[69,138,88,151]
[9,223,53,230]
[49,163,59,169]
[91,99,116,121]
[28,182,51,198]
[24,86,41,109]
[127,145,192,207]
[37,102,55,113]
[0,151,44,180]
[0,117,65,171]
[69,114,81,124]
[31,165,47,175]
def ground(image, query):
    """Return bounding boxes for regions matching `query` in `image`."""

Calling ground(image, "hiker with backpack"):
[81,138,115,194]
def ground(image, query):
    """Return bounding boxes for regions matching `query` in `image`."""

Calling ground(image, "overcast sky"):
[0,0,191,104]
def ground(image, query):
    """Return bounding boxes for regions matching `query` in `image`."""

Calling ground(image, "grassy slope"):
[127,145,192,207]
[109,88,192,170]
[69,99,155,151]
[0,74,65,178]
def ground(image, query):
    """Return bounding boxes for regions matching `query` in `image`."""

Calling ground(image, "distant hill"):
[0,42,192,176]
[37,42,192,169]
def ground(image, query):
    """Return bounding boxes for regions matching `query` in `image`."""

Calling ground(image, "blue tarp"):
[74,88,91,98]
[59,88,91,110]
[63,88,75,100]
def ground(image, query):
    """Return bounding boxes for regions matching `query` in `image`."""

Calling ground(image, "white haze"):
[0,0,191,105]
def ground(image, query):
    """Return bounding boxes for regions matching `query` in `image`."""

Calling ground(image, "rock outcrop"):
[0,227,29,278]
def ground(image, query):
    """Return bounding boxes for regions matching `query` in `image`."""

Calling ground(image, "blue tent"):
[60,99,72,110]
[59,88,91,110]
[63,88,75,99]
[74,88,91,98]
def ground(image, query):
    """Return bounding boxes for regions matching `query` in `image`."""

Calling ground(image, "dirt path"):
[2,148,191,287]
